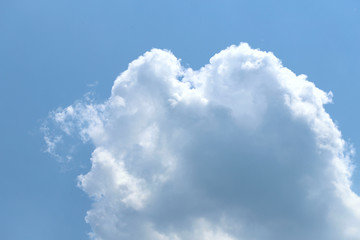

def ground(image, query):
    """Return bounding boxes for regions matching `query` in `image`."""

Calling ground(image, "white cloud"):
[45,43,360,240]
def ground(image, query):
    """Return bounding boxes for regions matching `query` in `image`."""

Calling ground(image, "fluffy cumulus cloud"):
[46,43,360,239]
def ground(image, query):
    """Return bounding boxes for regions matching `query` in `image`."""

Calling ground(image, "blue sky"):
[1,0,360,239]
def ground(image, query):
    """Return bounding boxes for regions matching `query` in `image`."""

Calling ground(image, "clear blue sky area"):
[0,0,359,239]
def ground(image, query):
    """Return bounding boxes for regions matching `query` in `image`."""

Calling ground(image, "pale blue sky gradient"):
[1,0,359,239]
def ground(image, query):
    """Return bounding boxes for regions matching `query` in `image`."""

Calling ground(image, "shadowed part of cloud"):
[45,43,360,240]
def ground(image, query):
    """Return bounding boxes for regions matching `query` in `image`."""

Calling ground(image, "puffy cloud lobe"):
[48,43,360,239]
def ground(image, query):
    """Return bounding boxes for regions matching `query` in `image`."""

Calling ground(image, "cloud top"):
[46,43,360,240]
